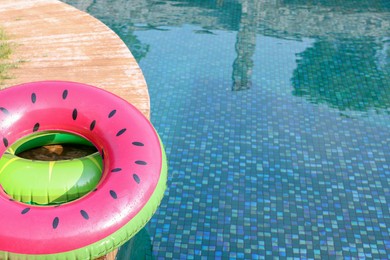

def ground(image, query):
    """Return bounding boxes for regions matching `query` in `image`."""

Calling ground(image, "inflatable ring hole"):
[17,141,98,161]
[14,131,98,161]
[0,131,103,206]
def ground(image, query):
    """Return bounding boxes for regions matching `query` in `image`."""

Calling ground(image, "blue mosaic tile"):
[62,0,390,259]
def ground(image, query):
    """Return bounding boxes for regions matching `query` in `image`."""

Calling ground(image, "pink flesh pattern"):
[0,81,162,254]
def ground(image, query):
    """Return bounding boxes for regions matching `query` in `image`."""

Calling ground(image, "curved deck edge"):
[0,0,150,119]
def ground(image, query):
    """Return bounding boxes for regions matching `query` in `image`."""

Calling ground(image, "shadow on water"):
[115,228,154,260]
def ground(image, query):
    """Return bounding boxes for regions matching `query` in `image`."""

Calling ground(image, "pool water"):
[63,0,389,259]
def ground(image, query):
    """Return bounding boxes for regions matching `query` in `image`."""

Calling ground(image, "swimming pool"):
[63,0,389,258]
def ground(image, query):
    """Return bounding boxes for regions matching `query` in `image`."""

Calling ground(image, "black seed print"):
[54,204,61,208]
[52,217,59,229]
[72,109,78,120]
[101,149,105,160]
[31,93,36,103]
[110,190,117,199]
[108,109,116,118]
[3,138,8,147]
[90,120,96,131]
[116,128,127,137]
[33,123,40,132]
[133,174,140,184]
[93,188,98,192]
[132,142,144,146]
[0,107,9,114]
[80,210,89,220]
[21,208,30,214]
[62,89,68,100]
[111,168,122,172]
[135,160,147,165]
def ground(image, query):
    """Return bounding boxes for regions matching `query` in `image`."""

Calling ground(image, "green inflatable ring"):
[0,131,102,205]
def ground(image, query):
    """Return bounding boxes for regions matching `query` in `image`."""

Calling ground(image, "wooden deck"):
[0,0,150,118]
[0,0,150,259]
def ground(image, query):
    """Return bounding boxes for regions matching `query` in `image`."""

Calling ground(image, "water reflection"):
[61,1,390,259]
[292,38,390,113]
[64,0,389,102]
[232,0,258,90]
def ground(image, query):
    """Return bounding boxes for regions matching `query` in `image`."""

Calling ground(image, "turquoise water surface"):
[64,0,389,259]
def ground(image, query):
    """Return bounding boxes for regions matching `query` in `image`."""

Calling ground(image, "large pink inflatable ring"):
[0,81,167,259]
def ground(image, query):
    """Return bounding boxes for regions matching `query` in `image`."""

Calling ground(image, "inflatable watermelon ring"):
[0,81,167,259]
[0,132,103,205]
